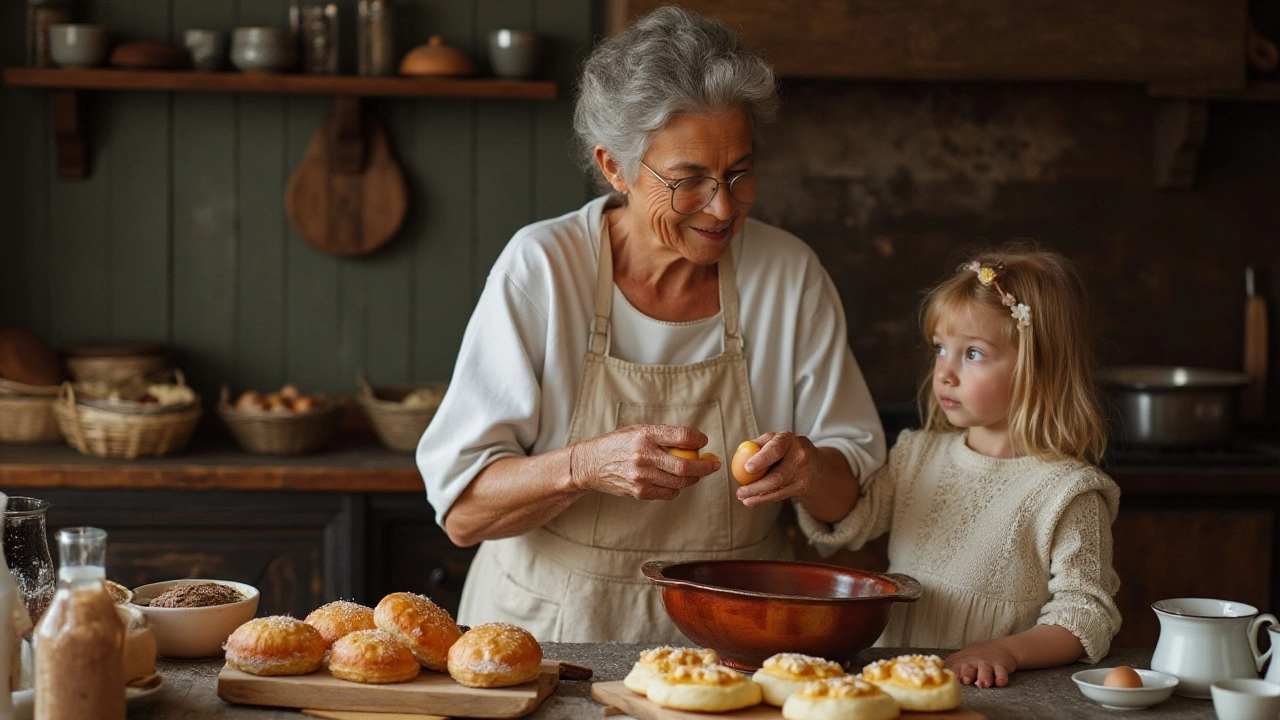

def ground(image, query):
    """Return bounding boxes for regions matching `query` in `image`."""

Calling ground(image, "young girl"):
[800,247,1121,689]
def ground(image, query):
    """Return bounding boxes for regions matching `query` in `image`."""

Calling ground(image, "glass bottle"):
[34,527,125,720]
[2,496,55,631]
[357,0,395,76]
[0,493,17,720]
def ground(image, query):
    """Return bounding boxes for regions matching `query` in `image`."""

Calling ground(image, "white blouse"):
[417,195,885,529]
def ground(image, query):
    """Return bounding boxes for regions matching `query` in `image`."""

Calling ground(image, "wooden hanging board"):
[285,96,408,257]
[591,681,986,720]
[217,659,558,717]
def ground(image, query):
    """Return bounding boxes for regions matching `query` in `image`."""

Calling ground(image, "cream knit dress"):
[797,429,1122,662]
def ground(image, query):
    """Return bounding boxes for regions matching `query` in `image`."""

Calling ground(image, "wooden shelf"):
[1,67,557,100]
[1147,80,1280,102]
[0,434,423,493]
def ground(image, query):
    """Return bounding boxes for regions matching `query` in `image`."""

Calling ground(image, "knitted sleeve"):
[794,429,916,556]
[1037,488,1123,663]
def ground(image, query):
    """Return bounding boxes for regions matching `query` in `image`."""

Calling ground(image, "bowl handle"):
[641,560,680,586]
[882,573,923,602]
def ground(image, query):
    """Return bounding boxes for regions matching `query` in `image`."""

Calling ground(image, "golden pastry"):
[373,592,461,671]
[861,654,961,712]
[223,616,325,676]
[328,629,421,684]
[752,652,847,706]
[447,622,542,688]
[623,646,720,696]
[783,675,900,720]
[304,600,377,648]
[646,664,763,712]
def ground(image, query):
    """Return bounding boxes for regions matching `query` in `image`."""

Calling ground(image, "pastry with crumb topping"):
[646,664,762,712]
[752,652,847,706]
[861,654,961,712]
[782,675,900,720]
[623,646,720,696]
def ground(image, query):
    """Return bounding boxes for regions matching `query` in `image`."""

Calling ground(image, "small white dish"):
[1072,667,1179,710]
[130,579,259,658]
[11,676,164,720]
[1211,678,1280,720]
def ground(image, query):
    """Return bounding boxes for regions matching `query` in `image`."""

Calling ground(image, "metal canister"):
[357,0,395,76]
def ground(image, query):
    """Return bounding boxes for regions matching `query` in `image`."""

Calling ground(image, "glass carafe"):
[34,527,125,720]
[2,496,54,631]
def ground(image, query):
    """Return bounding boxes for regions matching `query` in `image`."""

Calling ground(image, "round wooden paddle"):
[286,100,408,258]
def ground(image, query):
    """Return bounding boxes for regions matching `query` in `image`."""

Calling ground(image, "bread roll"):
[224,616,326,676]
[861,654,961,712]
[752,652,847,706]
[447,622,542,688]
[782,676,900,720]
[646,664,763,713]
[373,592,461,672]
[305,600,377,648]
[328,629,421,684]
[623,646,720,696]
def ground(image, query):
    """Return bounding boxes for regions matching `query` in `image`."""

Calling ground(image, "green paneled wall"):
[0,0,595,399]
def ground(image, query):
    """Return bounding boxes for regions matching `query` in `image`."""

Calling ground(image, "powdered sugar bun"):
[861,654,961,712]
[752,652,847,706]
[373,592,461,672]
[446,622,543,688]
[646,664,763,712]
[328,629,421,684]
[305,600,377,648]
[782,676,900,720]
[623,646,721,696]
[223,616,326,676]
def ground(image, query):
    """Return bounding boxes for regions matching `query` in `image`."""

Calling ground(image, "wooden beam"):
[49,89,87,179]
[615,0,1248,87]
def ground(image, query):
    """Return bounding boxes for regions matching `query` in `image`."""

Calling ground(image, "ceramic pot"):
[230,26,296,73]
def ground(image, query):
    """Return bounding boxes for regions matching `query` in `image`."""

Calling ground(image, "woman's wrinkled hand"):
[944,641,1017,688]
[734,431,822,506]
[569,424,720,501]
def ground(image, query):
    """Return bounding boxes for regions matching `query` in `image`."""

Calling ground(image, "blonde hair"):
[918,245,1107,465]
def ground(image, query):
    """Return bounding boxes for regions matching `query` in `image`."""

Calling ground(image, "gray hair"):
[572,6,779,190]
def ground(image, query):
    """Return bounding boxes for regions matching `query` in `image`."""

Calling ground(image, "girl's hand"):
[570,424,720,501]
[734,431,822,506]
[944,641,1018,688]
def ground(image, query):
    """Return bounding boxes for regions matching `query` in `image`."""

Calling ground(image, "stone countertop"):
[132,644,1220,720]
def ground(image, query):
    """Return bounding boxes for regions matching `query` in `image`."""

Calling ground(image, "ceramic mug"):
[183,29,226,71]
[488,29,541,78]
[1151,598,1277,699]
[1266,624,1280,685]
[1211,678,1280,720]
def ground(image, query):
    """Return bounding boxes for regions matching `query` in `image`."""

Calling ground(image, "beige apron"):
[456,221,791,642]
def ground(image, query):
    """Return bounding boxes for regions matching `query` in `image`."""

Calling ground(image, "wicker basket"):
[54,380,201,458]
[357,373,447,453]
[65,353,166,384]
[218,386,343,455]
[0,394,63,444]
[0,377,60,397]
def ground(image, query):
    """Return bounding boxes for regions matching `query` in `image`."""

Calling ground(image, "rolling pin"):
[1242,267,1268,423]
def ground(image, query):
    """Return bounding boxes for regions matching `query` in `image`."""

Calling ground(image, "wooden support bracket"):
[49,89,88,179]
[328,95,366,175]
[1152,99,1209,190]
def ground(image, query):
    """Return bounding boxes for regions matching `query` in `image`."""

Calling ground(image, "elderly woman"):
[417,7,884,643]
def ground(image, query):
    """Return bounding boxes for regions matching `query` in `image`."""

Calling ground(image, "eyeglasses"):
[640,162,757,215]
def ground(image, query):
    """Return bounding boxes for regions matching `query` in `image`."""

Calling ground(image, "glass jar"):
[357,0,394,76]
[34,527,125,720]
[2,496,55,631]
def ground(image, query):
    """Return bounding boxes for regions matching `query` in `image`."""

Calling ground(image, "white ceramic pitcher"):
[1266,624,1280,686]
[1151,598,1277,698]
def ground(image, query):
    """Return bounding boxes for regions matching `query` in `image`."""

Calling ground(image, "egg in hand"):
[1102,666,1143,689]
[731,441,766,485]
[664,447,720,462]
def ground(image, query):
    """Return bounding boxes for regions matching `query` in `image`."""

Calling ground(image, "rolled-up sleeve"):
[416,271,547,527]
[1037,490,1123,663]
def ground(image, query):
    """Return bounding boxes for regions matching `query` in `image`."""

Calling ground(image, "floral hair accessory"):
[965,260,1031,331]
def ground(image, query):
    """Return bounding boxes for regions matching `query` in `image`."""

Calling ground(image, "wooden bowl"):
[641,559,921,671]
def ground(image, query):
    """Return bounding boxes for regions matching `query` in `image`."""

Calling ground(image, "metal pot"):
[1099,366,1251,448]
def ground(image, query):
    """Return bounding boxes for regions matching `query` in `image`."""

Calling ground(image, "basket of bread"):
[53,370,202,458]
[356,372,448,453]
[0,377,63,445]
[219,384,342,455]
[63,340,166,384]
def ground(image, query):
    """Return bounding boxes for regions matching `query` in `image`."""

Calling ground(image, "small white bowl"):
[1072,667,1179,710]
[130,579,259,658]
[48,23,109,68]
[1211,679,1280,720]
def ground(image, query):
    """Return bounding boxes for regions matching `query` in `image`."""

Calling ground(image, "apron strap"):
[591,217,746,356]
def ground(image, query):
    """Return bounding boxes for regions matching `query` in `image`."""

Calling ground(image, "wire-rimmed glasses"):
[640,162,757,215]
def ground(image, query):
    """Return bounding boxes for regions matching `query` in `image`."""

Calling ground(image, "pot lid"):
[1099,365,1251,389]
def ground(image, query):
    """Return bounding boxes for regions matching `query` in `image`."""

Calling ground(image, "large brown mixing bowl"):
[642,559,921,671]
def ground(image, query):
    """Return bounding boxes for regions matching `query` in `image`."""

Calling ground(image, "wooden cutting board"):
[592,681,986,720]
[217,659,558,717]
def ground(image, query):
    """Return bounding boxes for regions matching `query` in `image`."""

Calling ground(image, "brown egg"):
[1103,665,1143,688]
[730,440,766,485]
